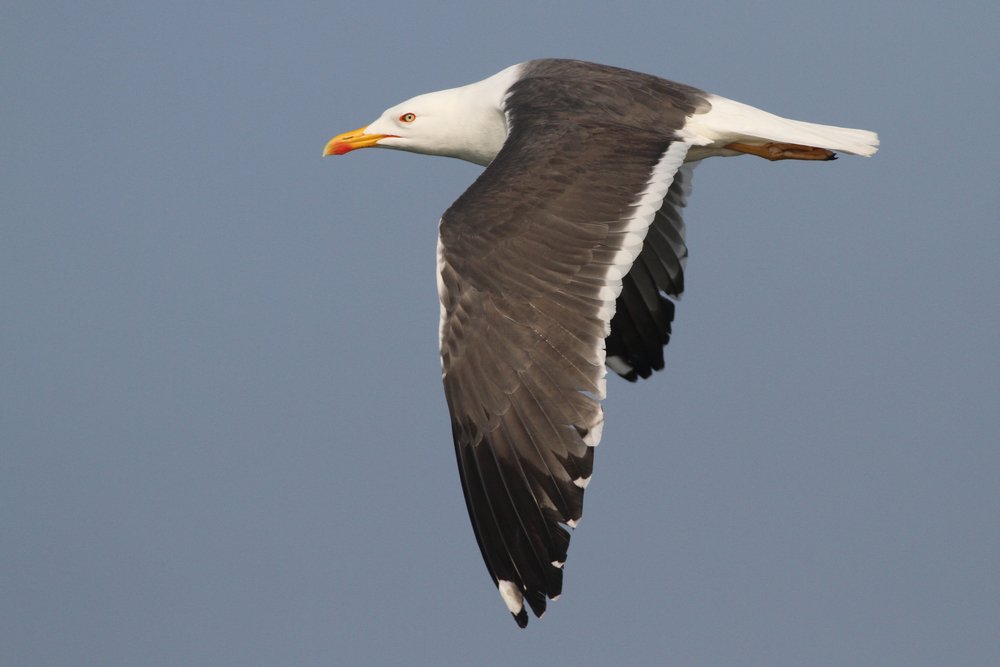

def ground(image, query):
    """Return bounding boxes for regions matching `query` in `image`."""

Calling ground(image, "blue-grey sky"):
[3,2,998,665]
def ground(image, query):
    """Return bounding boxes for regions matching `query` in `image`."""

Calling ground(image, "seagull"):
[323,59,878,627]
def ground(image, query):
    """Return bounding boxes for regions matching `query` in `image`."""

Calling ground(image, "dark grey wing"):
[438,62,704,626]
[606,164,695,381]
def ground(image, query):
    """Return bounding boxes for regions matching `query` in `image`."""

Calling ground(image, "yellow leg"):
[724,142,836,161]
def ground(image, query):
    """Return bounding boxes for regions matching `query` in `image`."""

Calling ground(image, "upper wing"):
[437,68,697,625]
[606,164,696,381]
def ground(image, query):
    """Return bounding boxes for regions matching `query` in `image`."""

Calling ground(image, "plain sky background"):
[3,2,999,665]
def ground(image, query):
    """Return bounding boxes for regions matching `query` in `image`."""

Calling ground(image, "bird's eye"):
[399,113,416,123]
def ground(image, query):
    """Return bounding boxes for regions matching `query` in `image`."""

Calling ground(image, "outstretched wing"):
[437,62,705,626]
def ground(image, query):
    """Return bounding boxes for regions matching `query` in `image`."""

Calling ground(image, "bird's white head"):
[324,66,521,166]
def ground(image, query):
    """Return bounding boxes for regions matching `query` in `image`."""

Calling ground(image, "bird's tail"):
[689,95,880,157]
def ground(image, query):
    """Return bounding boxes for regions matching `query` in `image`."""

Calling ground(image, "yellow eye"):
[399,112,416,123]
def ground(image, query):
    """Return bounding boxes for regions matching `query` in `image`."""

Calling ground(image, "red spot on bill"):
[328,141,356,155]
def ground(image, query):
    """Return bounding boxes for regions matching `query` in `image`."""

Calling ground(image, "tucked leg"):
[724,141,836,161]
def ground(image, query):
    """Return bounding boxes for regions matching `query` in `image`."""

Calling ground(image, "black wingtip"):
[513,609,529,628]
[525,590,547,618]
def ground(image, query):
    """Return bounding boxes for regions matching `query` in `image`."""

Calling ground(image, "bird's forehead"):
[388,88,457,115]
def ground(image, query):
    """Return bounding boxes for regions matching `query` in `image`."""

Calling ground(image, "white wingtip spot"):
[498,579,523,615]
[566,517,580,529]
[573,475,591,489]
[551,560,565,569]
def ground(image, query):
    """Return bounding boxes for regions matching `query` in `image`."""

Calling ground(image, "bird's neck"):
[431,64,524,166]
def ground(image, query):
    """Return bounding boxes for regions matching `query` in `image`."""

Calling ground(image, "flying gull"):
[323,59,878,627]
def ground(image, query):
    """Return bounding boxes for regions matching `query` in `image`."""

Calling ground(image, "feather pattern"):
[438,60,702,625]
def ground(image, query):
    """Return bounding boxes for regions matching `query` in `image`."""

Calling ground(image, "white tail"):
[685,94,880,158]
